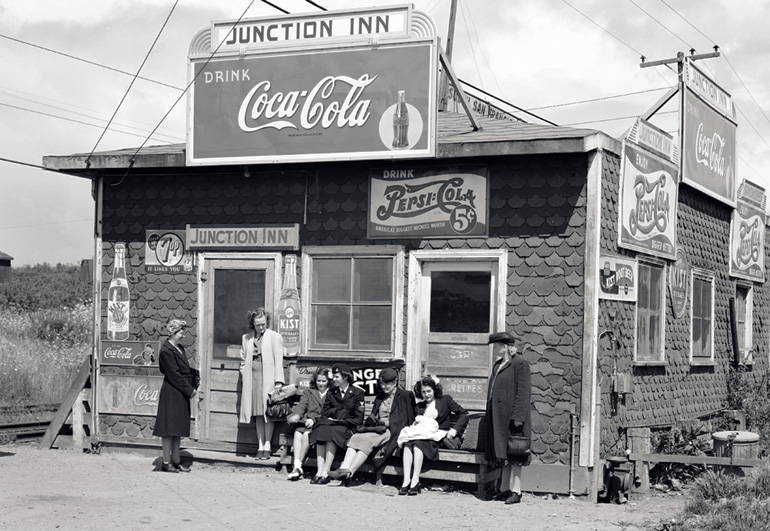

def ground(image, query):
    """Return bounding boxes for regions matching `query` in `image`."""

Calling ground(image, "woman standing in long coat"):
[153,319,198,472]
[485,331,531,505]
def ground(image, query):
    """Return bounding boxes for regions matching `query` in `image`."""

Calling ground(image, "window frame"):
[634,258,667,365]
[689,268,715,365]
[301,245,404,360]
[734,282,754,365]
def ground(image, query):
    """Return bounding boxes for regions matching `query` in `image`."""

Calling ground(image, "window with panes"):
[735,285,752,356]
[307,252,396,356]
[691,272,714,362]
[636,261,665,362]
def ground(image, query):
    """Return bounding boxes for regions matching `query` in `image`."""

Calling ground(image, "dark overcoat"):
[153,340,195,437]
[485,354,532,462]
[370,387,416,470]
[309,385,366,446]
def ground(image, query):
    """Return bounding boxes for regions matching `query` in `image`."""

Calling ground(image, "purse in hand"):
[506,435,531,458]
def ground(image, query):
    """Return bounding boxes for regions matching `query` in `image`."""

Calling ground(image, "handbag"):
[190,368,200,390]
[507,435,531,458]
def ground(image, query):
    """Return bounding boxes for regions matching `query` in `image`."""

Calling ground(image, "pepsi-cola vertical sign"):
[729,180,766,282]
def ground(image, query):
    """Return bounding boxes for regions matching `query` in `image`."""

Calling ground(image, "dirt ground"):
[0,442,686,531]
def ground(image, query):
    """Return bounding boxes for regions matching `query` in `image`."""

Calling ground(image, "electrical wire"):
[0,102,178,143]
[460,0,506,98]
[262,0,289,14]
[457,0,483,89]
[85,0,179,166]
[458,79,558,126]
[0,217,93,231]
[124,0,258,181]
[303,0,327,11]
[526,87,670,111]
[563,110,677,127]
[0,33,183,92]
[627,0,693,51]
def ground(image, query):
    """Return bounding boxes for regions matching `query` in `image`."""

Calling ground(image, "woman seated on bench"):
[308,363,365,484]
[328,367,415,485]
[285,367,332,481]
[397,375,469,496]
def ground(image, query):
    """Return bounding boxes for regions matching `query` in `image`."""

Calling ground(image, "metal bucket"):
[712,431,759,459]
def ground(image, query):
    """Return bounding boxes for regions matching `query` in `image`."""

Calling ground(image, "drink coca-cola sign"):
[618,142,678,260]
[729,180,766,282]
[99,340,160,366]
[682,86,737,206]
[187,40,436,165]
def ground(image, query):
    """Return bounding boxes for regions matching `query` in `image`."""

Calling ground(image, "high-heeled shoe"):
[329,468,351,481]
[407,483,422,495]
[160,462,178,473]
[171,461,190,473]
[398,485,410,496]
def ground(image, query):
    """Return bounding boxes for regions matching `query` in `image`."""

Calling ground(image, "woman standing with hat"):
[485,331,532,504]
[328,367,415,485]
[153,318,199,472]
[308,363,365,484]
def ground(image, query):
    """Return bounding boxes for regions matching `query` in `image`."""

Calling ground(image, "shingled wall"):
[96,153,589,466]
[598,149,770,457]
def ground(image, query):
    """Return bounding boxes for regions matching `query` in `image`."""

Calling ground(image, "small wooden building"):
[0,250,13,283]
[41,5,768,497]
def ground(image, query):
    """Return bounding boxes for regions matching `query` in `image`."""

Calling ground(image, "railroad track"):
[0,403,60,444]
[0,420,51,444]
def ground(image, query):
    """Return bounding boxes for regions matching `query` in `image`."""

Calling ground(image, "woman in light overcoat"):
[485,331,532,505]
[239,308,285,459]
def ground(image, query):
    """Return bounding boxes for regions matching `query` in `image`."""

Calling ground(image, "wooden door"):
[199,255,279,447]
[420,262,497,411]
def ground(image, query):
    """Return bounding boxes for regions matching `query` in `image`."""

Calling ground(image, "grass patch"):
[651,465,770,530]
[0,305,91,414]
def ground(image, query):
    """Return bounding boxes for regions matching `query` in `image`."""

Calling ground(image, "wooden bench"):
[277,414,501,496]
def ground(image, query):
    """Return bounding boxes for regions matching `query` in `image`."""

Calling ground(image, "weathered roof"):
[42,111,620,174]
[0,250,14,261]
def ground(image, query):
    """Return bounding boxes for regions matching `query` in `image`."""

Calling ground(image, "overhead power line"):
[303,0,327,11]
[0,101,179,143]
[627,0,692,51]
[0,218,93,231]
[458,79,558,126]
[86,0,179,165]
[0,33,183,91]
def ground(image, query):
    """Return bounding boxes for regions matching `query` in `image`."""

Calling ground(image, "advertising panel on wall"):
[186,224,300,251]
[187,39,437,165]
[729,180,766,282]
[669,249,690,319]
[368,166,488,238]
[599,256,637,302]
[618,142,678,260]
[681,66,738,206]
[99,340,160,367]
[98,374,164,416]
[145,230,194,273]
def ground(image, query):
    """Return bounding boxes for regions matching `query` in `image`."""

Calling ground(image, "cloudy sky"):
[1,0,768,265]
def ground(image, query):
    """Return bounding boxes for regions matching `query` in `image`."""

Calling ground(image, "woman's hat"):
[379,368,398,383]
[332,363,353,376]
[488,331,516,345]
[167,319,188,334]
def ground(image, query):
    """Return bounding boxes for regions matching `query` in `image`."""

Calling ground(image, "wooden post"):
[39,357,91,450]
[438,0,458,111]
[628,427,651,497]
[590,382,603,503]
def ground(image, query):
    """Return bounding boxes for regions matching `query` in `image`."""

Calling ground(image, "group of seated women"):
[284,362,468,495]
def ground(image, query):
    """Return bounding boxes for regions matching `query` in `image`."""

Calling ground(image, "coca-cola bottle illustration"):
[392,90,410,149]
[107,243,130,340]
[277,254,301,355]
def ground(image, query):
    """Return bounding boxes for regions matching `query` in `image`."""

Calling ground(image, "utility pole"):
[438,0,458,112]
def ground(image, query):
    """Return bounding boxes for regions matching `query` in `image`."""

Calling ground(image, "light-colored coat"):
[239,328,284,423]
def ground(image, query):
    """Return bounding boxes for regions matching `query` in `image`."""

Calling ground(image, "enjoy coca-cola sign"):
[188,40,436,165]
[682,87,737,206]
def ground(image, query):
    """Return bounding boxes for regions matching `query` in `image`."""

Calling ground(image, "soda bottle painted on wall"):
[392,90,410,149]
[107,243,130,340]
[278,254,301,355]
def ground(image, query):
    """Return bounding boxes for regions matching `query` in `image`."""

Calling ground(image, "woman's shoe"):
[407,483,422,495]
[398,485,410,496]
[329,468,351,480]
[160,462,178,473]
[504,492,522,505]
[309,476,321,485]
[287,468,303,481]
[493,489,512,501]
[316,476,331,485]
[262,448,272,460]
[171,461,190,473]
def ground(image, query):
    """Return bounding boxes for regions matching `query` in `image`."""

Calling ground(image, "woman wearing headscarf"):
[485,331,532,505]
[308,363,365,484]
[239,308,285,459]
[328,367,415,486]
[153,318,200,472]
